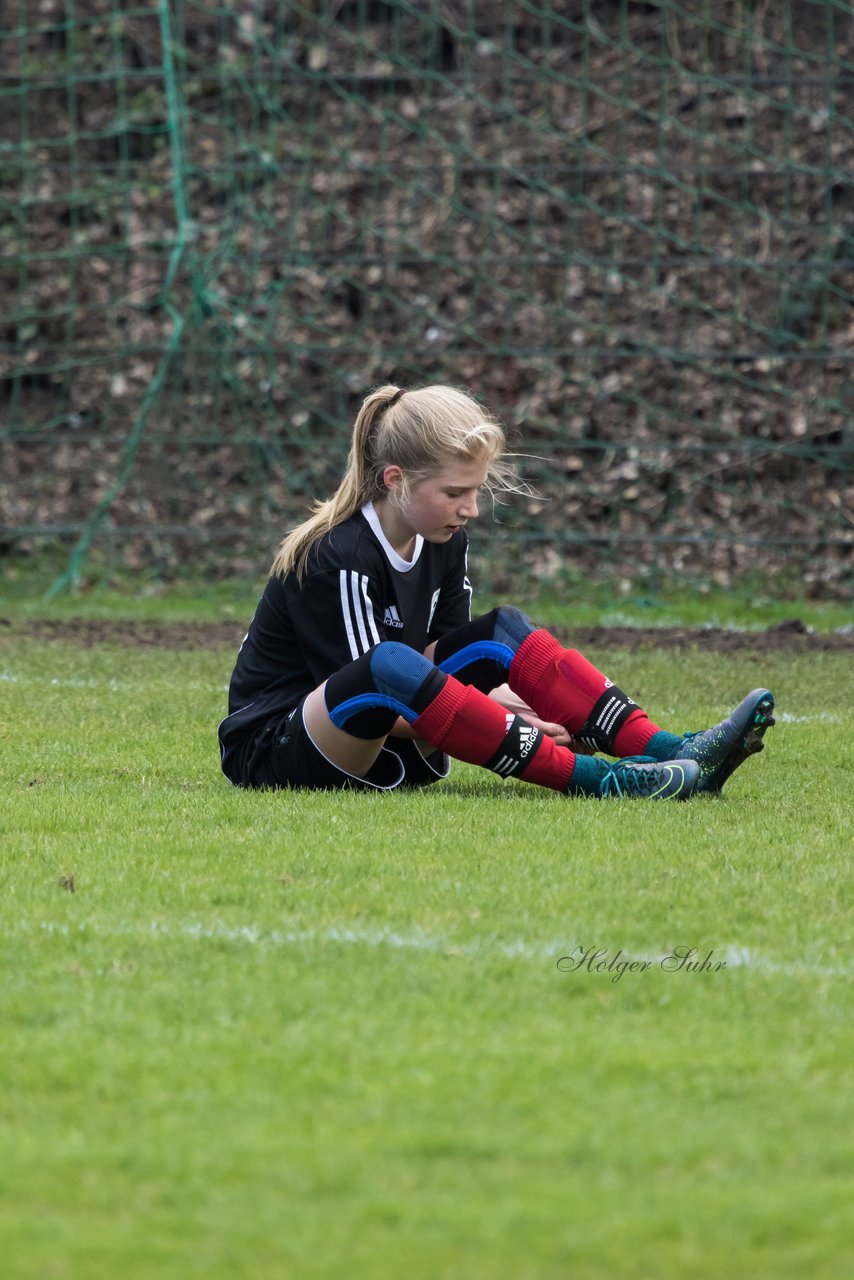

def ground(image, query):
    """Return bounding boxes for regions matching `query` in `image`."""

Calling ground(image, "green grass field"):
[1,610,852,1279]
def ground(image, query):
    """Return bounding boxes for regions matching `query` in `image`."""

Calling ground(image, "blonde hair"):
[271,383,517,580]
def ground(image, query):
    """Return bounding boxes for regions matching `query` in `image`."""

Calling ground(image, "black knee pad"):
[432,607,536,692]
[324,643,445,739]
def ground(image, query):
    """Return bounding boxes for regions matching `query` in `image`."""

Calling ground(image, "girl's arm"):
[487,684,573,745]
[487,686,594,753]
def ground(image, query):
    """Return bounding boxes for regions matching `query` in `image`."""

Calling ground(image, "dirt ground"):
[2,617,851,653]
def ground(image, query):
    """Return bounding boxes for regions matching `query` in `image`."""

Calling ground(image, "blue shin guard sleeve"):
[437,639,515,679]
[325,643,445,737]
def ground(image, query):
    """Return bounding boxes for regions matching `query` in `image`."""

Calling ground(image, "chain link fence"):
[1,0,852,596]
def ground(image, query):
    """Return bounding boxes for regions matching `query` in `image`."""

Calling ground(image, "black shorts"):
[234,696,452,792]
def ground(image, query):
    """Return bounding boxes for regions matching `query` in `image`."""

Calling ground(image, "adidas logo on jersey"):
[383,604,404,629]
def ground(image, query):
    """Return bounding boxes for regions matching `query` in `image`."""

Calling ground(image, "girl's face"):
[379,455,489,552]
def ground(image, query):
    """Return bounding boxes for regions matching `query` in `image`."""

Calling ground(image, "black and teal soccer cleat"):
[677,689,775,794]
[571,755,700,800]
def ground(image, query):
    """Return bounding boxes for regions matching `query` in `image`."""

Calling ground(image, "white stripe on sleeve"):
[339,570,360,660]
[463,547,473,620]
[350,570,371,653]
[361,575,381,645]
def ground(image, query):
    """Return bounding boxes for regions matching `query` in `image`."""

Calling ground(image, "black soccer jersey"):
[218,503,472,781]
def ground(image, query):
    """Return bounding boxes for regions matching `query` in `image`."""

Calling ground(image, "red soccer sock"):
[611,710,660,757]
[508,628,663,753]
[412,675,576,792]
[508,630,605,727]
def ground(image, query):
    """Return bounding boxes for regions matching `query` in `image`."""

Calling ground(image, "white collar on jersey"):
[361,502,424,572]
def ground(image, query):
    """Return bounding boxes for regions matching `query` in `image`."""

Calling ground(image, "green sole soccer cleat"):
[592,756,700,800]
[679,689,775,794]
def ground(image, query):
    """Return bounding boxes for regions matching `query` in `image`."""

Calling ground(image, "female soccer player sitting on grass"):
[219,384,774,799]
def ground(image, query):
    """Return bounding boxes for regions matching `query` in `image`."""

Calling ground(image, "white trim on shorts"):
[300,702,407,791]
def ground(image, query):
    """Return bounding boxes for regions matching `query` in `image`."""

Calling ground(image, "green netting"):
[1,0,852,596]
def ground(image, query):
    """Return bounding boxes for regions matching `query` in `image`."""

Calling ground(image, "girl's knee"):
[492,605,536,647]
[369,641,436,700]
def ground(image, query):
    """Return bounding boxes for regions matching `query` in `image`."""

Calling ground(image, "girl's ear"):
[382,464,404,496]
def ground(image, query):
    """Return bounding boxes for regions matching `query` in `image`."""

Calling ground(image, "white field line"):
[0,671,228,693]
[19,919,853,979]
[0,671,132,691]
[776,711,843,724]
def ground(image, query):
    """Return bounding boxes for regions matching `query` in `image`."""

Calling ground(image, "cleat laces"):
[598,756,667,799]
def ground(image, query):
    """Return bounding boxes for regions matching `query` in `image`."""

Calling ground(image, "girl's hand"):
[487,685,595,751]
